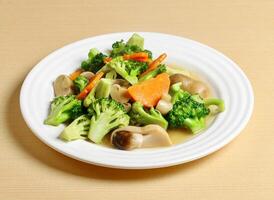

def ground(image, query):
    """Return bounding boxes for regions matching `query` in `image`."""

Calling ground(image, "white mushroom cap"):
[110,84,130,103]
[53,75,73,96]
[111,125,172,150]
[80,71,94,80]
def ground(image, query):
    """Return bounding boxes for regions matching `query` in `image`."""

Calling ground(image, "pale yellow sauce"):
[102,65,216,148]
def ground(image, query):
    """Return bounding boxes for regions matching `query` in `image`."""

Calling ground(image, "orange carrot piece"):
[141,53,167,76]
[104,57,112,63]
[127,73,170,107]
[69,69,84,80]
[123,52,148,62]
[77,72,104,100]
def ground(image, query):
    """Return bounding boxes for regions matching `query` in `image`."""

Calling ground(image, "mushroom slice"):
[111,125,172,150]
[156,94,173,115]
[170,73,193,88]
[80,71,94,80]
[122,102,131,112]
[110,84,130,103]
[188,81,209,98]
[53,75,73,96]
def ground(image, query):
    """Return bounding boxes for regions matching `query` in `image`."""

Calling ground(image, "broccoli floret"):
[73,75,89,92]
[139,64,167,82]
[105,70,117,79]
[129,102,168,129]
[110,34,152,58]
[44,95,83,126]
[106,57,148,84]
[87,98,130,143]
[167,83,210,133]
[81,48,107,73]
[59,115,90,141]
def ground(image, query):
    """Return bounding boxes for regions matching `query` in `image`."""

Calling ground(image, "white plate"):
[20,32,254,169]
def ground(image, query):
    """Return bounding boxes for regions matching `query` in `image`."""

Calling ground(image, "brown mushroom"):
[188,81,209,98]
[111,125,172,150]
[53,75,73,96]
[110,84,130,103]
[170,74,193,87]
[170,73,209,98]
[80,71,94,80]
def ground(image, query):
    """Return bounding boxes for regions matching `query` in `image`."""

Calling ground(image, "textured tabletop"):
[0,0,273,199]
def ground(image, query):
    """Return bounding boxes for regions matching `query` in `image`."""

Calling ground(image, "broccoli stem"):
[183,117,206,134]
[205,98,225,112]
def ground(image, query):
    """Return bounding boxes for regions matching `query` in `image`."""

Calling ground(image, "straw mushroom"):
[156,94,173,115]
[110,84,130,103]
[170,73,209,98]
[80,71,94,80]
[53,75,73,96]
[111,125,172,150]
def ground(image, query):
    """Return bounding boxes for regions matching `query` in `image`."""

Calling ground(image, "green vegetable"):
[95,78,113,98]
[81,48,107,73]
[83,82,99,107]
[107,56,148,84]
[205,98,225,112]
[73,75,89,92]
[126,33,144,49]
[167,83,211,133]
[59,115,90,141]
[139,64,167,82]
[129,102,168,129]
[110,34,152,58]
[44,95,83,126]
[105,70,117,79]
[87,98,130,143]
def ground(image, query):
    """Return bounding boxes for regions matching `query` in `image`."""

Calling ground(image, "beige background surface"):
[1,0,273,199]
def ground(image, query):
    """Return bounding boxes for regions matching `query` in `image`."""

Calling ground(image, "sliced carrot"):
[104,57,112,63]
[77,72,104,100]
[69,69,84,80]
[127,73,170,107]
[123,52,148,62]
[141,53,167,76]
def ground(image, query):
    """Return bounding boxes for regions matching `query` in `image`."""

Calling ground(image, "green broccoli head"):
[106,56,148,85]
[129,102,168,129]
[168,82,225,133]
[87,98,130,143]
[73,75,89,92]
[139,64,167,82]
[81,48,107,73]
[44,95,83,126]
[167,83,211,133]
[110,34,152,59]
[59,115,90,141]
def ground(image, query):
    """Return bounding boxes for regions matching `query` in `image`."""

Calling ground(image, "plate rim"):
[19,32,254,169]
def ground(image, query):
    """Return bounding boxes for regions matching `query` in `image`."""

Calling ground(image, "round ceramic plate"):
[20,32,254,169]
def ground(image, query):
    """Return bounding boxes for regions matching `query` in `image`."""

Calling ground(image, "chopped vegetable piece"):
[77,72,104,100]
[129,102,168,129]
[69,69,83,81]
[126,33,144,49]
[87,98,130,143]
[44,95,83,126]
[139,64,167,82]
[127,73,170,107]
[73,75,89,92]
[59,115,90,141]
[141,53,167,76]
[123,52,148,62]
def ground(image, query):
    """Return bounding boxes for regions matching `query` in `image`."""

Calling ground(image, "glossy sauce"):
[102,65,216,147]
